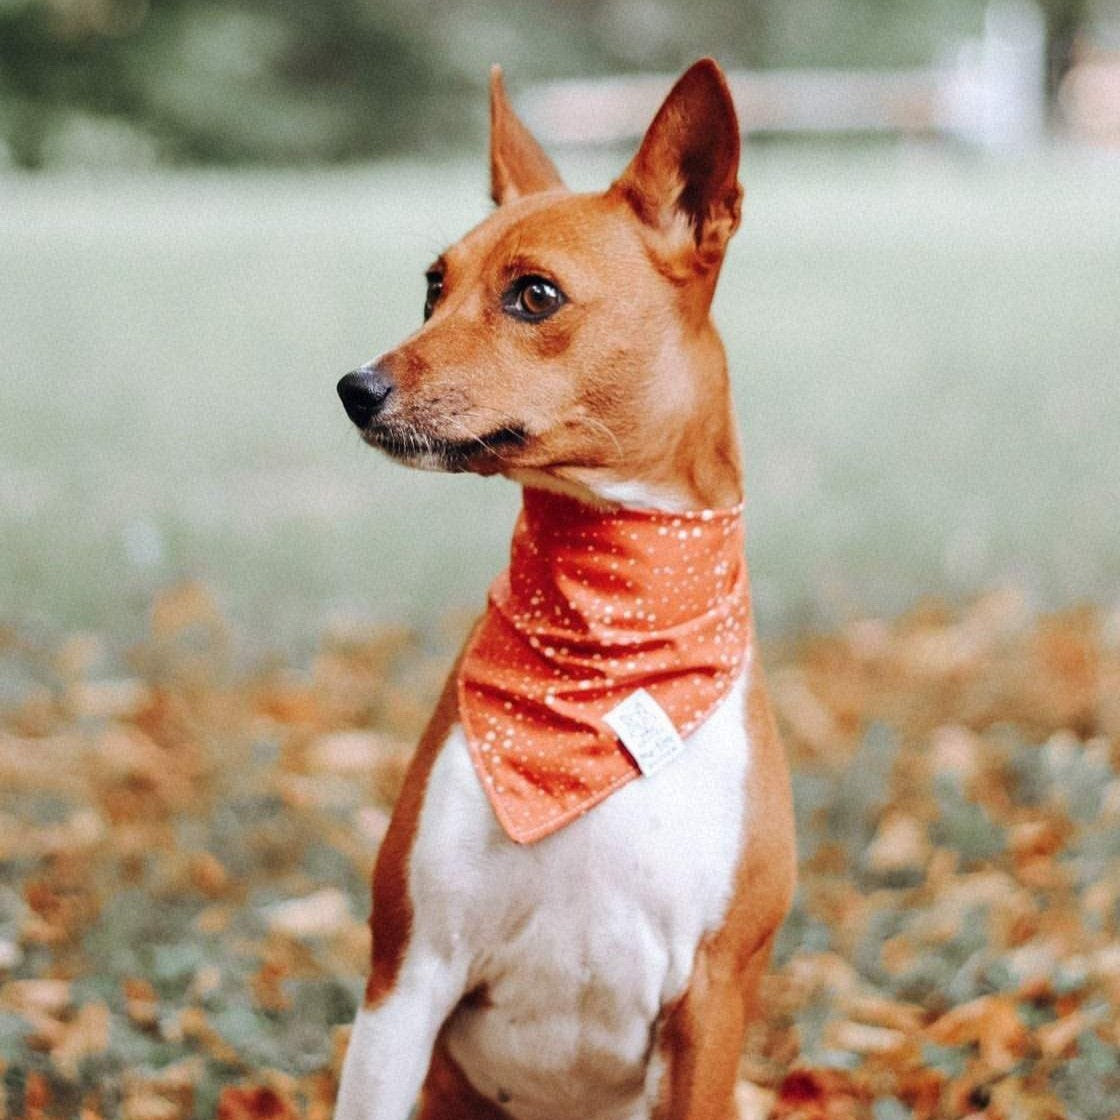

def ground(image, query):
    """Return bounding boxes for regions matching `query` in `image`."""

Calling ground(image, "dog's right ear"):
[609,58,742,269]
[490,65,565,206]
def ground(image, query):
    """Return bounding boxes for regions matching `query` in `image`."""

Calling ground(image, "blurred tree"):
[1038,0,1092,100]
[0,0,1092,168]
[0,0,471,167]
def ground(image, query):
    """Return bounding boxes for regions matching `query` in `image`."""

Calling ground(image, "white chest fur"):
[401,664,752,1120]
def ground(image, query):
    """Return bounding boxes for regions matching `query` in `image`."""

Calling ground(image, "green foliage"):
[826,723,896,852]
[0,0,470,168]
[872,1098,911,1120]
[932,775,1006,864]
[0,0,1077,169]
[1053,1029,1120,1118]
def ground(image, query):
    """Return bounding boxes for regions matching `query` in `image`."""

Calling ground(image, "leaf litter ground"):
[1,584,1118,1119]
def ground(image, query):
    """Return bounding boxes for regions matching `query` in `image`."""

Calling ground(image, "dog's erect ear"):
[610,58,742,265]
[489,65,565,206]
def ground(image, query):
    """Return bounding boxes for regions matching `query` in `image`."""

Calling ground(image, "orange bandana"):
[457,487,750,844]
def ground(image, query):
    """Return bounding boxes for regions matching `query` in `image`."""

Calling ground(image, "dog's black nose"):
[337,366,394,428]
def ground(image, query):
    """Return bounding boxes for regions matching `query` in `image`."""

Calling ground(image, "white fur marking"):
[334,952,466,1120]
[588,477,694,513]
[506,470,693,514]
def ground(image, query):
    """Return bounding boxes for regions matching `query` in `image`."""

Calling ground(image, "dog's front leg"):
[334,948,466,1120]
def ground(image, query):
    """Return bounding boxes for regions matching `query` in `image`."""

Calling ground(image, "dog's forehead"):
[444,191,642,276]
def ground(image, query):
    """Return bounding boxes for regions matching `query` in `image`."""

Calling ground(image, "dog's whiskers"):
[572,414,624,460]
[445,415,508,461]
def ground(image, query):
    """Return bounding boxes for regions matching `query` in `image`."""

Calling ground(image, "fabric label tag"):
[603,689,687,776]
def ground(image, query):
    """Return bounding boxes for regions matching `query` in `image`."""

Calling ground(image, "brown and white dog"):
[333,58,796,1120]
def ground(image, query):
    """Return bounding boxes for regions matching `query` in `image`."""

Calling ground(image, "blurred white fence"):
[521,1,1048,150]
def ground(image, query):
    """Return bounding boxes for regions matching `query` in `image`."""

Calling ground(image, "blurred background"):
[3,7,1120,1115]
[2,0,1119,647]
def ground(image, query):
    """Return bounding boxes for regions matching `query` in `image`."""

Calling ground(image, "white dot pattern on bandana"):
[457,487,751,844]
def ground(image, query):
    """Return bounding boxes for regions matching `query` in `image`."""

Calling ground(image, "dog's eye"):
[506,276,565,322]
[424,271,444,321]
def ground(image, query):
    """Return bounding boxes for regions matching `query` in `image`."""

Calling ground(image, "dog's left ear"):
[490,65,566,206]
[610,58,742,267]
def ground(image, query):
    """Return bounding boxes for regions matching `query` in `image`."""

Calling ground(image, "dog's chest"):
[407,668,751,1119]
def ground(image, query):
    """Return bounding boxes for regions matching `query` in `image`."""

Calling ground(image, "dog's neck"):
[508,412,744,515]
[510,334,745,514]
[502,485,748,637]
[506,470,706,514]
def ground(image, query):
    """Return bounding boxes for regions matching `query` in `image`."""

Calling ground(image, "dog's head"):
[338,59,743,509]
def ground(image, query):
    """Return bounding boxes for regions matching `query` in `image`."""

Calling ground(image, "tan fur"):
[489,66,565,205]
[363,639,474,1008]
[653,636,796,1115]
[420,1040,513,1120]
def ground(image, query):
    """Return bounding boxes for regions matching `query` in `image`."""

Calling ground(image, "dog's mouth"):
[364,422,529,472]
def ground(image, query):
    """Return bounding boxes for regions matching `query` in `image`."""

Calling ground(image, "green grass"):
[2,147,1119,643]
